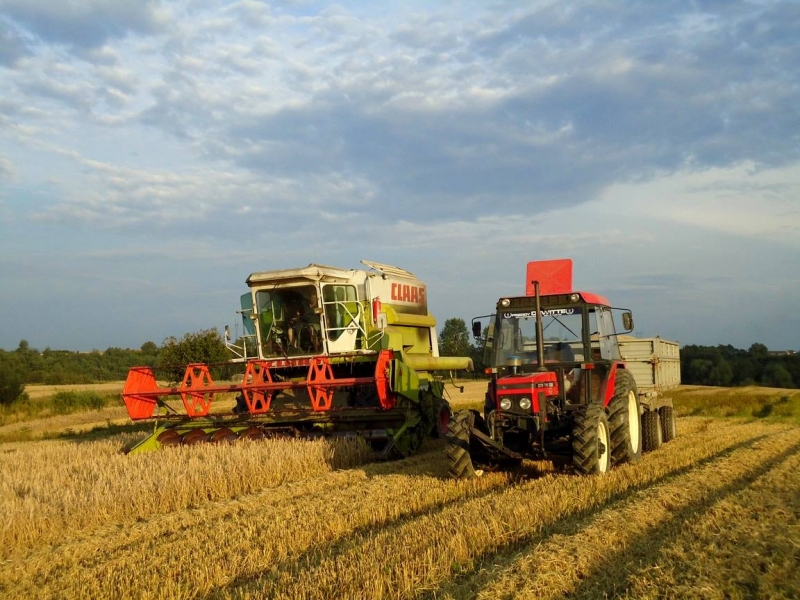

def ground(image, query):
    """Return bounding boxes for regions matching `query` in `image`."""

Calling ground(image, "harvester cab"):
[122,261,472,458]
[448,258,647,478]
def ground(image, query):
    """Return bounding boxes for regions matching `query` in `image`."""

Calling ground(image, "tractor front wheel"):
[447,410,480,479]
[572,404,611,474]
[607,369,642,465]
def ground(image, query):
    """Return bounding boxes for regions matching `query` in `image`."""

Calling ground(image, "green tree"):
[761,363,794,389]
[708,358,733,386]
[438,318,473,358]
[140,341,158,354]
[0,360,26,405]
[157,329,230,382]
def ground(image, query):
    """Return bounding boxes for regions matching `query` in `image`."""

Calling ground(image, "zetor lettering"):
[390,283,426,304]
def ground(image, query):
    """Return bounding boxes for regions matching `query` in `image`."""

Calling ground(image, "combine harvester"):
[122,261,472,457]
[448,258,680,478]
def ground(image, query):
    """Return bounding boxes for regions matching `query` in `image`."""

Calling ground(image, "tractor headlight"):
[499,397,512,410]
[518,396,532,410]
[500,298,511,307]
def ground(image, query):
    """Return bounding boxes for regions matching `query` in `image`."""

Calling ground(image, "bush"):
[0,361,26,405]
[51,391,109,414]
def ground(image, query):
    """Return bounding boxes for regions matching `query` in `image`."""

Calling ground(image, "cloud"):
[0,0,168,48]
[0,153,13,180]
[0,17,30,65]
[599,161,800,248]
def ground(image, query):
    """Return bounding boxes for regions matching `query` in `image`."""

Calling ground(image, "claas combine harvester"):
[122,261,472,457]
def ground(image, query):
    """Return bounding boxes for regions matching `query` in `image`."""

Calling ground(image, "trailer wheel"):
[572,404,611,474]
[607,369,642,465]
[659,405,677,442]
[446,410,480,479]
[641,410,663,452]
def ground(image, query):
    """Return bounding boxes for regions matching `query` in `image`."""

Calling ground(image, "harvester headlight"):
[499,397,512,410]
[569,293,580,302]
[500,298,511,307]
[518,396,532,410]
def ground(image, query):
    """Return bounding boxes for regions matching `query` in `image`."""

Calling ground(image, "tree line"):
[0,330,229,406]
[436,318,799,389]
[1,320,796,406]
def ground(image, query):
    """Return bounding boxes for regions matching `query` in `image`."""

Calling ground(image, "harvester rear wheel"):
[659,405,677,442]
[446,410,480,479]
[641,409,663,452]
[572,404,611,474]
[607,369,642,465]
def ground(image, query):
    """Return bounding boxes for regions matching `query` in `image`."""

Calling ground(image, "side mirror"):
[622,311,634,332]
[472,321,482,338]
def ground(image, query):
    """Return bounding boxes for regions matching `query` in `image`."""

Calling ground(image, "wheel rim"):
[597,419,610,473]
[438,406,450,436]
[627,391,640,454]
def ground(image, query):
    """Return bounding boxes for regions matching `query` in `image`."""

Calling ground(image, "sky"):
[1,0,799,353]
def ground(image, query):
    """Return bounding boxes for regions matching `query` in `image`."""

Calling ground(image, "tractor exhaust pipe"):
[533,280,547,372]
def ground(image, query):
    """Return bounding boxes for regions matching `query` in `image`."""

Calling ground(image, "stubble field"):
[1,382,798,599]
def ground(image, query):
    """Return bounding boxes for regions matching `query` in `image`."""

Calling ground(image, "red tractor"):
[447,258,677,478]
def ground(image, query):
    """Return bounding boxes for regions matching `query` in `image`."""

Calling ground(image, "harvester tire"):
[571,403,611,474]
[446,410,479,479]
[659,405,677,442]
[435,399,452,438]
[641,409,663,452]
[607,369,642,465]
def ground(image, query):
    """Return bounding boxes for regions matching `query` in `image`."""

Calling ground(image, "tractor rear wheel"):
[447,410,479,479]
[572,404,611,474]
[641,409,663,452]
[659,405,677,442]
[607,369,642,465]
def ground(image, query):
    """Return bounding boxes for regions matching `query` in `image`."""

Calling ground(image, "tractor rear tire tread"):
[607,369,642,465]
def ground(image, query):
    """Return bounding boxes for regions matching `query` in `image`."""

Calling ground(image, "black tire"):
[641,410,663,452]
[659,405,677,442]
[446,410,479,479]
[607,369,642,465]
[572,404,611,474]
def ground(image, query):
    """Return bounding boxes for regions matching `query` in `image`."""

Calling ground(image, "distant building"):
[768,350,797,356]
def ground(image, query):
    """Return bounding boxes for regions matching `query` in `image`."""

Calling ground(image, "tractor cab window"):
[255,285,321,357]
[494,307,584,368]
[592,307,620,360]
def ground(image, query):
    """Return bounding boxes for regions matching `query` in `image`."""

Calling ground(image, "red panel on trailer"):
[526,259,573,296]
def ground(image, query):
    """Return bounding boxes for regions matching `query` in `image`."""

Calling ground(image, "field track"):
[1,383,798,599]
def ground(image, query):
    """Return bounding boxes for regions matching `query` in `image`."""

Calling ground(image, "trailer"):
[618,336,680,450]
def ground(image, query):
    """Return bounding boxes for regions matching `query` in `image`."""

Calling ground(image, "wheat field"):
[1,382,798,599]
